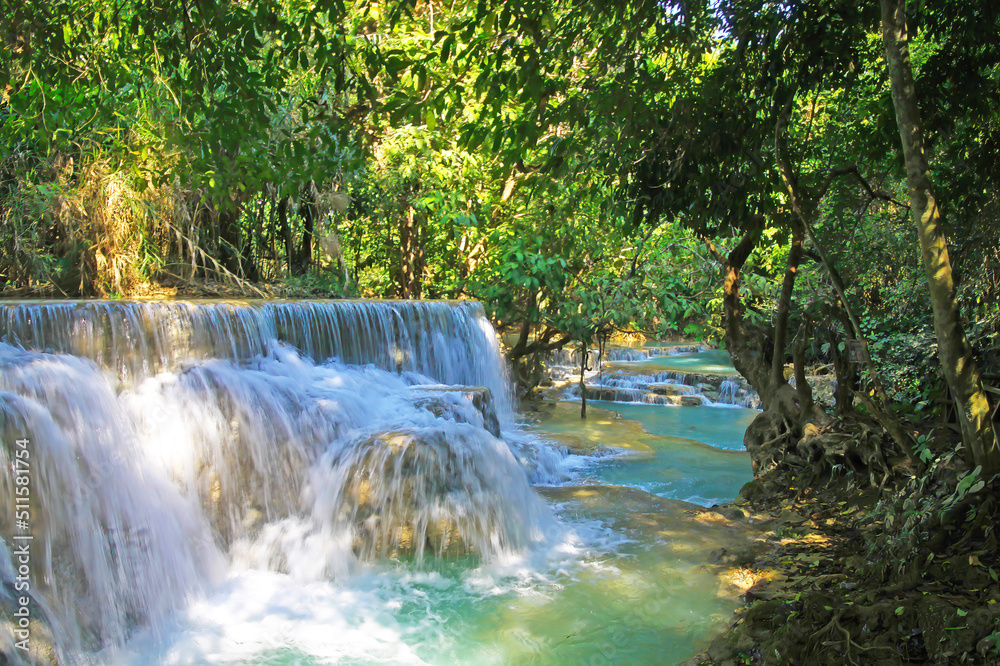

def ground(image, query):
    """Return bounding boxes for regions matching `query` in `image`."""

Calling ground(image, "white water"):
[0,301,752,665]
[547,344,760,409]
[0,345,223,658]
[0,301,563,663]
[0,300,513,421]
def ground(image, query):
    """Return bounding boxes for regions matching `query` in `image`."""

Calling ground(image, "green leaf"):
[957,466,983,495]
[441,35,455,63]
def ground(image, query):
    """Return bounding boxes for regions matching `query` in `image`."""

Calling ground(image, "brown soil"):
[682,431,1000,666]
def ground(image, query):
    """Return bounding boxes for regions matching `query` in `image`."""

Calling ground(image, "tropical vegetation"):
[4,0,1000,661]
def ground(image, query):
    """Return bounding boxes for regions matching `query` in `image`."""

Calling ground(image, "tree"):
[1,0,377,293]
[880,0,1000,475]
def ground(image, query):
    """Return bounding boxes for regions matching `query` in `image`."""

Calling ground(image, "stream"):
[0,301,757,665]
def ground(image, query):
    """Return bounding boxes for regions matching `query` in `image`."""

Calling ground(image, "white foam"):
[1,340,563,661]
[117,511,631,665]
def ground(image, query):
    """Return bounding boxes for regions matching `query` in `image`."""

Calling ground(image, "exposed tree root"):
[683,422,1000,666]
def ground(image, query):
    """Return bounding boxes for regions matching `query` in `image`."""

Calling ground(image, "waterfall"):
[0,346,222,659]
[719,378,761,409]
[0,300,512,421]
[0,300,551,662]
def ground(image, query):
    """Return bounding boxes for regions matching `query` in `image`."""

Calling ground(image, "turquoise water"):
[529,401,755,507]
[606,349,739,376]
[3,301,757,666]
[592,401,757,451]
[124,501,742,665]
[123,398,756,665]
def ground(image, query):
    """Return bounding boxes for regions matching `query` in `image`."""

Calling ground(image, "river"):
[0,301,757,665]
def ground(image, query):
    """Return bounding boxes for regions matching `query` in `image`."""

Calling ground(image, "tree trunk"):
[278,197,293,276]
[298,188,317,274]
[881,0,999,475]
[770,217,805,390]
[704,217,775,405]
[706,221,809,473]
[775,93,916,463]
[399,207,424,299]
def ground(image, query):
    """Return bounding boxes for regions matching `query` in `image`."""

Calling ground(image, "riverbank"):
[520,338,1000,665]
[684,421,1000,666]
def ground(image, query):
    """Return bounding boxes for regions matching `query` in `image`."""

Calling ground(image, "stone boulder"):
[409,385,502,438]
[580,385,679,405]
[337,426,538,560]
[648,382,695,397]
[343,430,472,559]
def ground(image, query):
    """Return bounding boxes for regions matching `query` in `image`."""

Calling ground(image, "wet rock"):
[341,426,539,560]
[538,432,602,455]
[345,430,473,558]
[0,584,59,665]
[648,382,694,397]
[410,385,502,438]
[672,345,701,354]
[715,505,748,520]
[580,385,678,405]
[709,545,761,567]
[739,480,766,503]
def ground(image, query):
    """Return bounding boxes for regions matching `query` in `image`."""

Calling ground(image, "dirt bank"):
[683,425,1000,666]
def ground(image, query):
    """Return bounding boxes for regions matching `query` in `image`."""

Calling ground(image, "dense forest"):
[4,0,1000,662]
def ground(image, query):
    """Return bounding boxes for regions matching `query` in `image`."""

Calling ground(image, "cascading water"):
[0,345,223,659]
[0,300,513,421]
[533,342,760,507]
[0,300,762,665]
[553,343,760,408]
[0,300,553,663]
[719,378,761,409]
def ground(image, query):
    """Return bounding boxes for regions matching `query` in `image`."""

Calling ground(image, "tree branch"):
[816,164,909,209]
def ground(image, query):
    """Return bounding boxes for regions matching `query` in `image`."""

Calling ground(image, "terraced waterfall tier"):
[547,344,761,409]
[0,300,512,417]
[0,300,539,662]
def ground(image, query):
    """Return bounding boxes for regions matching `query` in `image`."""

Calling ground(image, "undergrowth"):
[0,152,352,299]
[695,416,1000,665]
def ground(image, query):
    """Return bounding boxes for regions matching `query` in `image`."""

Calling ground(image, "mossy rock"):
[739,479,767,503]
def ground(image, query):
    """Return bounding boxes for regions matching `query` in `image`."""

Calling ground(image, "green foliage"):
[2,0,379,293]
[3,0,999,443]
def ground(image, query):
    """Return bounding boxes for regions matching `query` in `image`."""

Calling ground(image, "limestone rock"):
[580,385,679,405]
[340,427,537,560]
[410,385,502,438]
[648,382,695,397]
